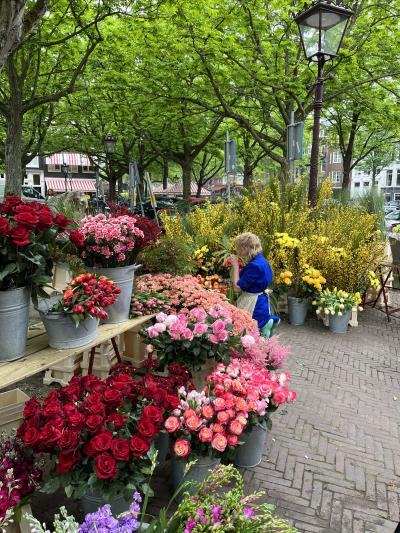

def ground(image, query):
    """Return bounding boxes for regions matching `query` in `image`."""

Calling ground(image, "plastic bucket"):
[0,287,30,361]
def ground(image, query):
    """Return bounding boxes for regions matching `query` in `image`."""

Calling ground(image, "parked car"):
[386,211,400,231]
[21,186,45,202]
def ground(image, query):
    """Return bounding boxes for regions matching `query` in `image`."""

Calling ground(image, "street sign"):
[287,120,304,161]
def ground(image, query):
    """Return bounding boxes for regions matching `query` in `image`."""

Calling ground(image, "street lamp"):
[61,161,70,193]
[294,0,353,206]
[103,134,117,199]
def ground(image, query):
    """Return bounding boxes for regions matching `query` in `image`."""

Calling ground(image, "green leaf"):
[0,262,18,281]
[42,476,60,494]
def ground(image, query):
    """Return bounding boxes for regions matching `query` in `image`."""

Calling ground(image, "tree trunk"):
[162,158,168,190]
[108,176,117,201]
[342,164,351,190]
[181,160,192,201]
[0,1,25,71]
[5,56,23,196]
[243,159,253,189]
[341,112,359,190]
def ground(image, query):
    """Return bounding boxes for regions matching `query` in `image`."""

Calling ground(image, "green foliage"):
[137,235,196,276]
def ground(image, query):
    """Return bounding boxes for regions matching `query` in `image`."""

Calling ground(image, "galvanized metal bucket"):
[287,296,309,326]
[81,492,130,516]
[0,287,30,362]
[329,311,351,334]
[37,295,99,349]
[88,264,140,324]
[154,431,170,465]
[234,425,267,468]
[171,454,220,500]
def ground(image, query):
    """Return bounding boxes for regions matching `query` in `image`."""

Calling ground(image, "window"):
[48,164,61,172]
[33,174,41,185]
[387,170,393,186]
[396,170,400,186]
[69,165,78,173]
[385,193,392,202]
[82,165,94,173]
[330,171,342,183]
[364,182,370,187]
[331,151,342,163]
[395,194,400,201]
[354,182,360,188]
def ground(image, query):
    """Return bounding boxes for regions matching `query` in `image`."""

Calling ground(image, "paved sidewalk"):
[245,308,400,532]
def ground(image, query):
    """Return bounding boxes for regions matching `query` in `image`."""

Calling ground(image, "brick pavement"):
[245,308,400,533]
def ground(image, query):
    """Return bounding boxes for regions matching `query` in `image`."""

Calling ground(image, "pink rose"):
[227,434,239,446]
[147,326,159,338]
[201,405,214,419]
[287,389,297,402]
[213,397,226,411]
[198,427,213,443]
[174,438,191,458]
[273,386,289,405]
[185,415,202,431]
[164,416,181,433]
[211,433,227,452]
[278,371,291,385]
[156,312,168,322]
[182,328,194,341]
[153,322,166,333]
[241,334,255,349]
[217,411,230,424]
[190,307,207,322]
[165,315,179,326]
[229,420,244,436]
[193,323,208,336]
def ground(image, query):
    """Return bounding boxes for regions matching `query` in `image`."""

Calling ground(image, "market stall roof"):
[45,178,96,192]
[45,153,91,166]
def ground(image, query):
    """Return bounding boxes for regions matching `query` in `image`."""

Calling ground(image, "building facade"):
[375,162,400,202]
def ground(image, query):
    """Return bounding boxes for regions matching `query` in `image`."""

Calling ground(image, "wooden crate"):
[124,330,147,367]
[43,353,83,386]
[0,389,29,435]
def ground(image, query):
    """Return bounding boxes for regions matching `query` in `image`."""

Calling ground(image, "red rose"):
[61,385,82,403]
[68,413,85,431]
[69,229,85,248]
[90,431,113,452]
[56,450,81,474]
[63,402,79,417]
[50,416,66,430]
[103,389,123,408]
[23,427,40,448]
[39,423,62,446]
[95,452,117,479]
[85,415,104,434]
[9,225,30,246]
[13,212,39,228]
[108,374,133,395]
[107,413,127,431]
[86,402,106,417]
[143,405,164,424]
[42,401,63,418]
[83,375,103,393]
[83,440,97,458]
[130,435,150,458]
[23,398,41,418]
[166,395,180,411]
[137,418,156,441]
[54,214,70,230]
[0,217,10,236]
[37,209,55,231]
[58,429,80,451]
[111,438,130,461]
[0,196,21,215]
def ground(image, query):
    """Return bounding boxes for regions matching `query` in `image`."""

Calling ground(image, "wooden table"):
[0,315,151,390]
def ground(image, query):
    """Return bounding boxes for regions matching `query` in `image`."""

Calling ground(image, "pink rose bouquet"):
[70,214,144,268]
[143,306,242,371]
[206,359,296,430]
[165,386,246,460]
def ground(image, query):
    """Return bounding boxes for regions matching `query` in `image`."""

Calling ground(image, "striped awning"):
[45,178,96,192]
[154,181,211,197]
[46,153,82,166]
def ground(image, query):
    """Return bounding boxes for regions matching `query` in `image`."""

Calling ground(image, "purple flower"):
[243,506,254,518]
[211,505,222,523]
[196,508,208,524]
[184,518,197,533]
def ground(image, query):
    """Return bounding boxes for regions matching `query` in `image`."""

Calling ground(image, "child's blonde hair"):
[235,232,262,261]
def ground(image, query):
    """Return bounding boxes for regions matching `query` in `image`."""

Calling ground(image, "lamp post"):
[294,1,353,207]
[103,134,116,200]
[61,161,69,193]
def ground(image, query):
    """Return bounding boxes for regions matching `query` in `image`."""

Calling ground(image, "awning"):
[45,178,96,193]
[154,181,211,197]
[46,153,81,166]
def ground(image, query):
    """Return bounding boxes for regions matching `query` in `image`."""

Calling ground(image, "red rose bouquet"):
[0,196,70,299]
[164,385,248,461]
[206,359,296,430]
[0,434,43,530]
[50,273,121,324]
[17,373,163,502]
[69,214,144,268]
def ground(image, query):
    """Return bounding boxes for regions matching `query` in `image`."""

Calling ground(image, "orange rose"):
[174,438,191,458]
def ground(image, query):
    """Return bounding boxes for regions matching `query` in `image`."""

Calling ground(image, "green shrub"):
[137,235,196,276]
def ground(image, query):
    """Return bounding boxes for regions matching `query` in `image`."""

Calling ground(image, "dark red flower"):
[111,438,130,461]
[130,435,150,458]
[142,405,164,425]
[54,214,70,230]
[9,225,30,246]
[137,418,157,442]
[0,196,22,215]
[37,209,55,231]
[107,413,127,431]
[39,423,62,447]
[58,429,80,451]
[69,229,85,248]
[23,427,40,448]
[23,398,41,418]
[68,412,86,431]
[56,450,81,473]
[13,211,39,228]
[94,452,117,479]
[85,415,104,434]
[0,217,10,236]
[83,440,97,458]
[103,388,123,408]
[42,400,63,418]
[90,431,113,452]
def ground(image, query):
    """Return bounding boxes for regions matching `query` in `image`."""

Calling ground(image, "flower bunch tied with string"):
[143,306,241,371]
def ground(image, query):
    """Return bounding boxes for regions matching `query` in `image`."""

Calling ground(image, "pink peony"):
[193,322,209,336]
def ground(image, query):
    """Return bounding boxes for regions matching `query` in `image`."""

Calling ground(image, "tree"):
[0,0,48,70]
[192,148,224,197]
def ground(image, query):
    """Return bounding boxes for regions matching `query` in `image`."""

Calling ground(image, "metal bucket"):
[0,287,30,362]
[37,295,99,349]
[171,454,220,499]
[154,432,170,465]
[89,264,140,324]
[234,425,267,468]
[81,491,130,516]
[329,311,351,334]
[287,296,309,326]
